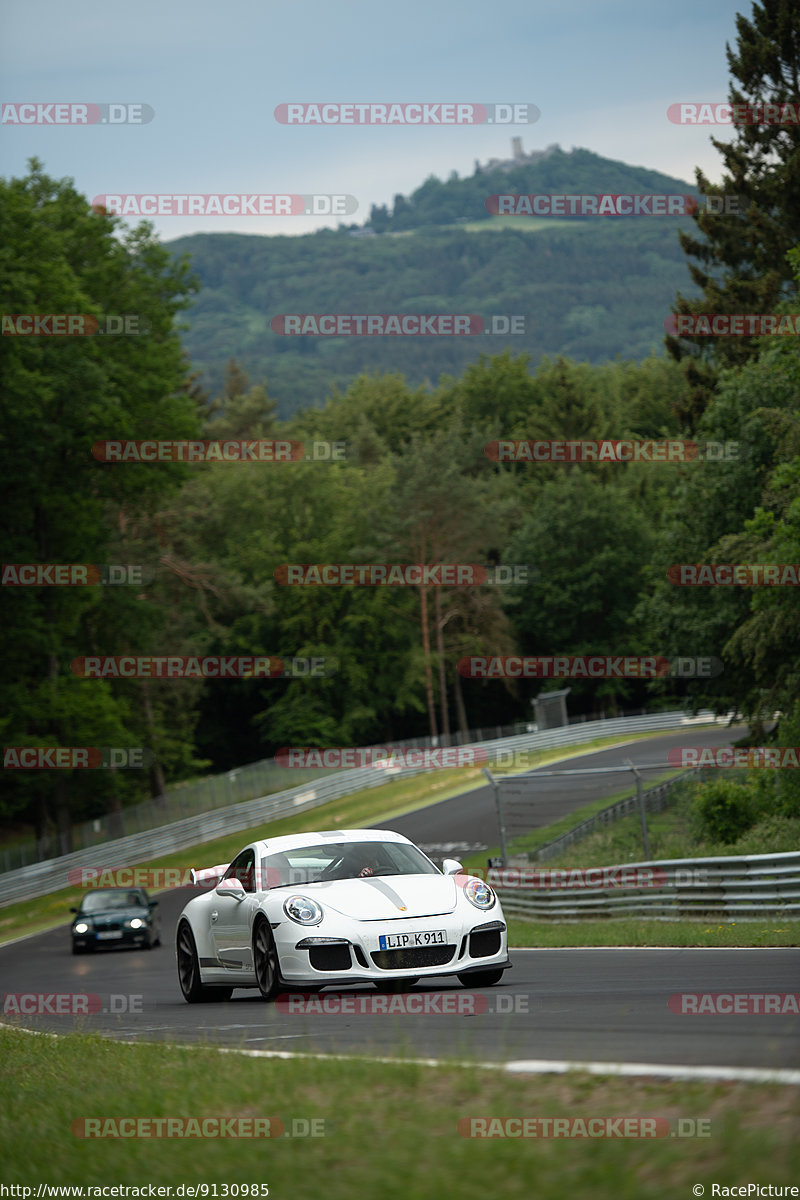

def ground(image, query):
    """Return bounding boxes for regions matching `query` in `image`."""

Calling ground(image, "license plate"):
[379,929,445,950]
[96,931,123,940]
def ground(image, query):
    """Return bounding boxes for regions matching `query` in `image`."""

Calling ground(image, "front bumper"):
[276,917,509,985]
[72,927,151,949]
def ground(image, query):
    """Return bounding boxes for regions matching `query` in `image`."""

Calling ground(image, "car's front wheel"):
[177,921,232,1003]
[458,969,504,987]
[253,918,280,1001]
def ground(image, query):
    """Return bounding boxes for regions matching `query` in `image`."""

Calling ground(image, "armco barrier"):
[491,851,800,921]
[0,709,732,906]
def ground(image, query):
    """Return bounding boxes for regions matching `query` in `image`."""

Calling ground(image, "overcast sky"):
[1,0,748,240]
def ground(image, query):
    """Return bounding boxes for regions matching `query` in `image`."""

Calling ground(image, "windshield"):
[80,890,146,912]
[260,841,439,888]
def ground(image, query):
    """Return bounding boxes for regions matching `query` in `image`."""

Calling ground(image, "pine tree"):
[666,0,800,428]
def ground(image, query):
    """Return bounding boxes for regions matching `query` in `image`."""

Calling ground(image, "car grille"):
[371,945,455,970]
[469,929,501,958]
[93,919,124,931]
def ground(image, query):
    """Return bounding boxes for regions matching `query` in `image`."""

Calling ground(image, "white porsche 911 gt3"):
[176,828,510,1002]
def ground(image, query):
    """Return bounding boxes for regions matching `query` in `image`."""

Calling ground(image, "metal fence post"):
[625,759,651,860]
[483,767,508,866]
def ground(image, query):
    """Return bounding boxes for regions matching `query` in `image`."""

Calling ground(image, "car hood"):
[306,874,459,920]
[76,906,148,921]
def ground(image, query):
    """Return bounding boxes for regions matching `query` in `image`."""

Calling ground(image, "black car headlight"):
[464,878,496,910]
[283,895,323,926]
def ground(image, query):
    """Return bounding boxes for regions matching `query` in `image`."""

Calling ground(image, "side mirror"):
[216,877,246,899]
[148,900,158,909]
[442,858,464,876]
[69,907,78,914]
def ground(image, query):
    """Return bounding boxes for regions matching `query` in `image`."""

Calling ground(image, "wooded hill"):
[166,148,701,414]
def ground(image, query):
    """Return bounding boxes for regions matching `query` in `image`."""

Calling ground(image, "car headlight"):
[129,918,145,929]
[464,878,495,910]
[283,895,323,925]
[74,922,89,934]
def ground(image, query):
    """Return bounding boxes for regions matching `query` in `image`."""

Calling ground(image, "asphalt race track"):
[2,933,798,1070]
[2,726,798,1075]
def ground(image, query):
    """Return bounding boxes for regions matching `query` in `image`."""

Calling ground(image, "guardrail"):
[0,708,733,906]
[491,852,800,921]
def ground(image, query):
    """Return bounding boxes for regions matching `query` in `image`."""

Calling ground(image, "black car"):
[70,888,162,953]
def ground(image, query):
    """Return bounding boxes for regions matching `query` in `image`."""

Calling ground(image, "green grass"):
[530,788,800,872]
[1,1029,798,1197]
[504,916,800,947]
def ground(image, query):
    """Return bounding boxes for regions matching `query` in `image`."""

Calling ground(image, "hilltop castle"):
[476,139,561,174]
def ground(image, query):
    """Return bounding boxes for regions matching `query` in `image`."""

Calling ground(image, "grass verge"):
[505,917,800,947]
[1,1029,798,1197]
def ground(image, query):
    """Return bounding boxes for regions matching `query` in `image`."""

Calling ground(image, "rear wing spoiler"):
[190,862,229,887]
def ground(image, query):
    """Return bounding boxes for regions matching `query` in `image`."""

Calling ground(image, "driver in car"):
[326,844,381,880]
